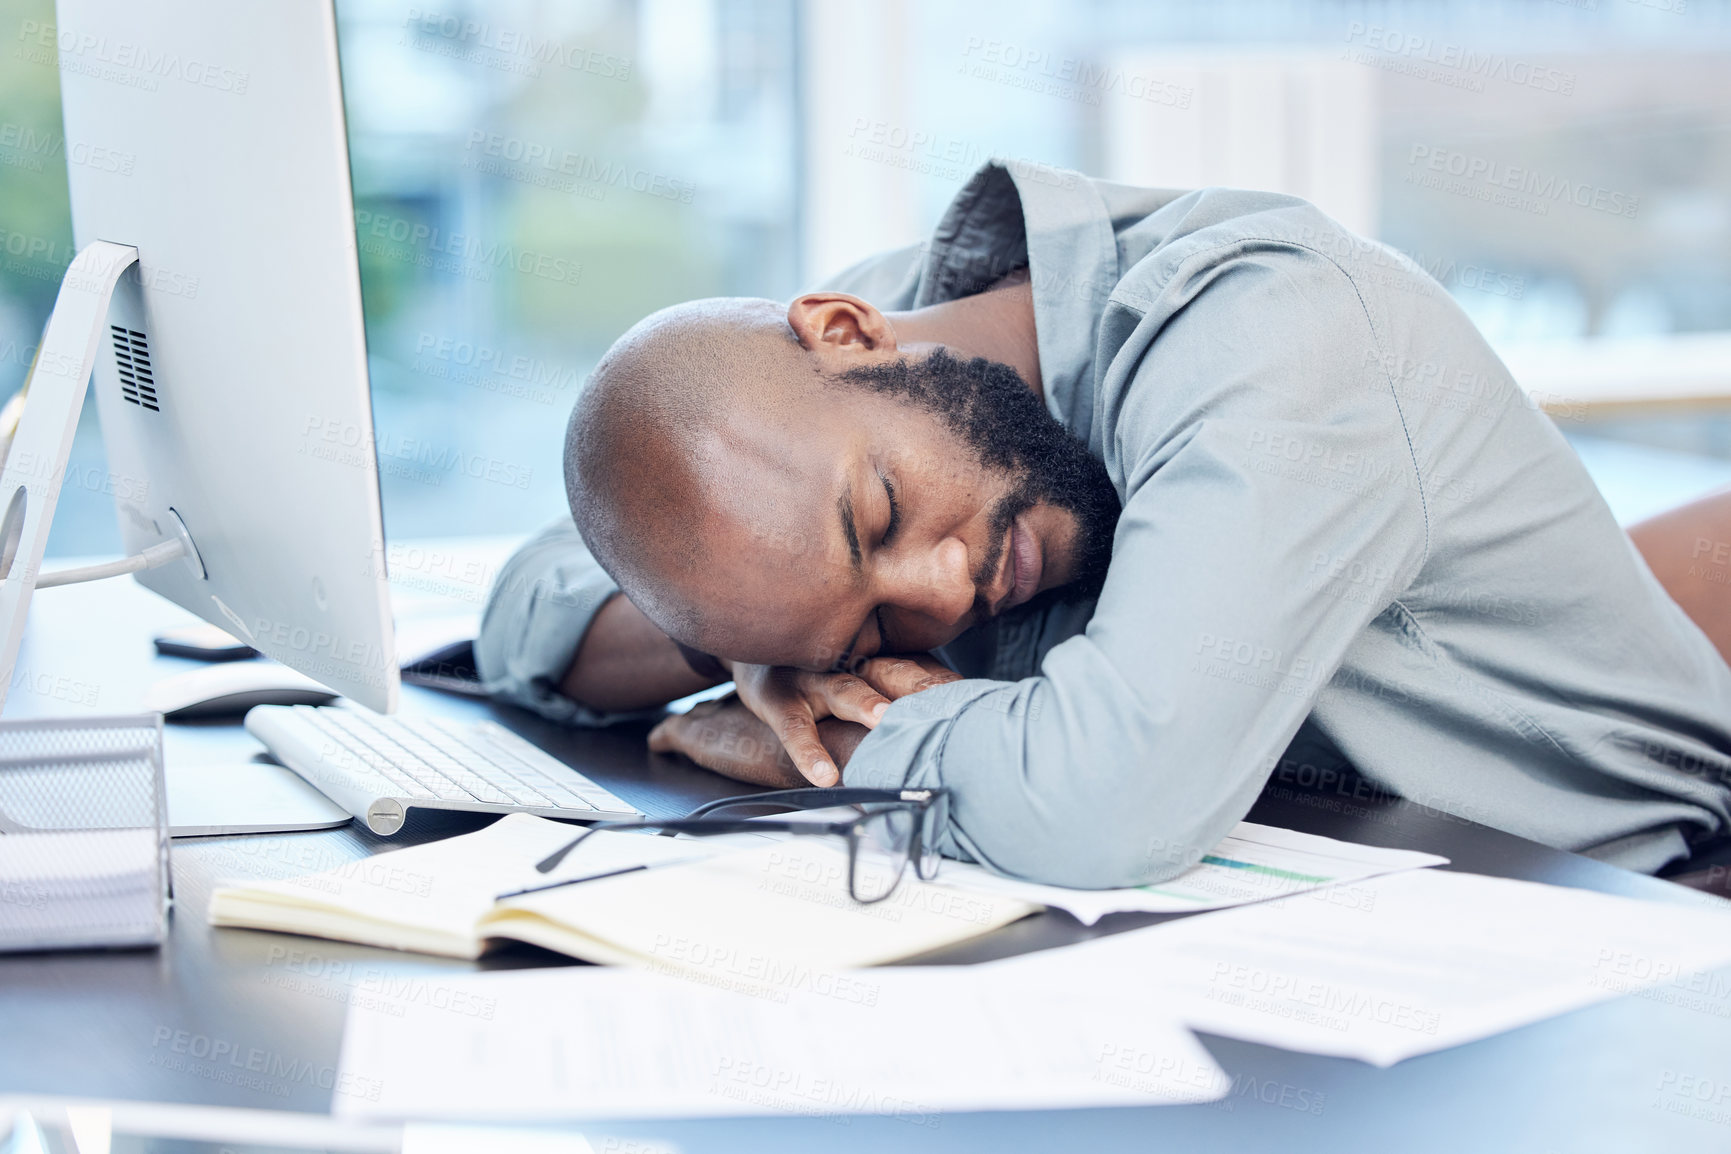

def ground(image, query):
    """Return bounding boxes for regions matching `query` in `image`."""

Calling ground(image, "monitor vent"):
[110,325,160,412]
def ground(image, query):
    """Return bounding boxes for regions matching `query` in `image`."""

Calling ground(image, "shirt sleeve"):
[474,517,662,726]
[842,243,1430,888]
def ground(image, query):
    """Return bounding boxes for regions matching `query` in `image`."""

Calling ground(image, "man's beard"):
[838,348,1121,609]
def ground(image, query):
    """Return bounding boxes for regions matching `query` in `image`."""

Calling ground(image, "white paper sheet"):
[0,827,162,948]
[700,814,1446,924]
[933,822,1447,923]
[988,868,1731,1066]
[337,964,1228,1121]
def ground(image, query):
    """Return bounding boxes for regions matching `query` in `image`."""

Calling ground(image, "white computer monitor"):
[0,0,397,711]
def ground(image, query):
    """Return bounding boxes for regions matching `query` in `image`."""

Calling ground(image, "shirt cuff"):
[841,681,1004,864]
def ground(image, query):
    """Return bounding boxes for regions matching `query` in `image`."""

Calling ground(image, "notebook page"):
[209,814,713,958]
[481,839,1038,981]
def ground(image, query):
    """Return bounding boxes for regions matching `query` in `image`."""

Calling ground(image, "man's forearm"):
[560,592,722,711]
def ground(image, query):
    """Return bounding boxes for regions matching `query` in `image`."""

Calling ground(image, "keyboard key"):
[454,730,602,810]
[321,712,465,800]
[417,720,561,806]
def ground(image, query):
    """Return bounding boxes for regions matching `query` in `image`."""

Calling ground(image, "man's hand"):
[647,695,869,788]
[726,655,963,786]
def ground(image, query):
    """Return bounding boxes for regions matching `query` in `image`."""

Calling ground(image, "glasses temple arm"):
[685,787,919,820]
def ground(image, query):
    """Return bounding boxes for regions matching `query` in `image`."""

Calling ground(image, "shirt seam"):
[1386,597,1579,767]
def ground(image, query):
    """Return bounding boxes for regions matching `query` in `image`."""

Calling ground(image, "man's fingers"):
[648,712,717,757]
[644,701,808,789]
[809,672,893,727]
[646,715,681,753]
[771,704,839,787]
[857,655,963,700]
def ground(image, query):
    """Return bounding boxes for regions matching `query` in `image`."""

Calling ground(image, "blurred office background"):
[4,0,1731,556]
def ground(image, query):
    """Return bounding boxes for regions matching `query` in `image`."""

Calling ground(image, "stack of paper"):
[0,827,163,950]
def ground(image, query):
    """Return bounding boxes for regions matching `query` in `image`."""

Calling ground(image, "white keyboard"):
[244,705,643,835]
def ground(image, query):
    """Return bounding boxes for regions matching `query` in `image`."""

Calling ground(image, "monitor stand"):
[0,241,139,712]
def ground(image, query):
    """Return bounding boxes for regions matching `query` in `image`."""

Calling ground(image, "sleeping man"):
[476,160,1731,889]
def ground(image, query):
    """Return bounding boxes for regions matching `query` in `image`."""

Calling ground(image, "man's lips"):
[991,514,1043,616]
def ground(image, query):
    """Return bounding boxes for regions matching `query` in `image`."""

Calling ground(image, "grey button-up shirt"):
[478,160,1731,887]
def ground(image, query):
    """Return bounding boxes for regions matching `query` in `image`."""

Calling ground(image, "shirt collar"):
[912,160,1120,449]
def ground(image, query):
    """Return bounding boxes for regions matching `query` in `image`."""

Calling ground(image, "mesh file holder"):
[0,714,169,952]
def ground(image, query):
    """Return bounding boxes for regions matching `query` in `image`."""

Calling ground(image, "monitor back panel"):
[55,0,397,710]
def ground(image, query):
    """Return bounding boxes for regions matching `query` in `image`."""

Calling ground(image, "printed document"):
[989,868,1731,1065]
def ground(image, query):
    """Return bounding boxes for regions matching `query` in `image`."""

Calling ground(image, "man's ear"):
[786,293,897,362]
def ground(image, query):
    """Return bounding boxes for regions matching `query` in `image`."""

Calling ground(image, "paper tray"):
[0,714,169,951]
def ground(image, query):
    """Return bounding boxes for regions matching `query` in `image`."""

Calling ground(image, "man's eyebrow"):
[837,489,863,574]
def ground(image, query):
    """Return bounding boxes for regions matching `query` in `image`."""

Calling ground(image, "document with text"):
[988,868,1731,1065]
[931,821,1447,924]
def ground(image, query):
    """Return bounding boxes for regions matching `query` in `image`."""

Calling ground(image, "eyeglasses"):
[533,786,951,905]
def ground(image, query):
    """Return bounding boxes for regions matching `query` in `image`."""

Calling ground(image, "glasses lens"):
[916,793,948,880]
[852,808,914,902]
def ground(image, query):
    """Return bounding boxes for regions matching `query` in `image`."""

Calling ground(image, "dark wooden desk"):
[3,564,1729,1153]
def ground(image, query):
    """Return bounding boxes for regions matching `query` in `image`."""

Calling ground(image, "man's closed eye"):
[879,471,901,545]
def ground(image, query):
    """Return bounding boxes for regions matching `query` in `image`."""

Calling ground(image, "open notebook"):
[208,814,1037,979]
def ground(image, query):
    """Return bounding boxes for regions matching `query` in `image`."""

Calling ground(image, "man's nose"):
[889,536,976,628]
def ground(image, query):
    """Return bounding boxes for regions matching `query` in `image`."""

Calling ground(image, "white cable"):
[34,538,186,589]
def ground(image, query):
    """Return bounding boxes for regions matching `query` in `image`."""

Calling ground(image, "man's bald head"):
[565,297,804,640]
[562,287,1120,668]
